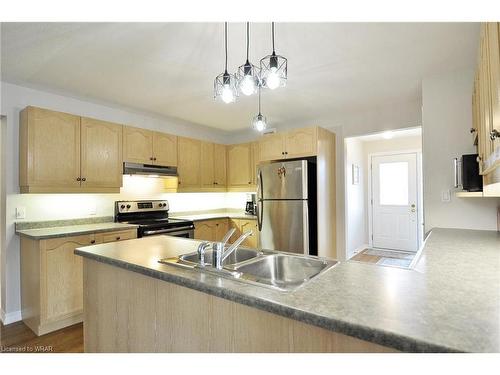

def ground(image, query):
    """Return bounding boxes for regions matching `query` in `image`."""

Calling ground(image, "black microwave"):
[454,154,483,192]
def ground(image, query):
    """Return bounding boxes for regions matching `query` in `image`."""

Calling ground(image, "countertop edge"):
[74,249,461,353]
[17,223,139,240]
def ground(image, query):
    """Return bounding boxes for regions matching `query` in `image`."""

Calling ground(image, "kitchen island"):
[75,228,500,353]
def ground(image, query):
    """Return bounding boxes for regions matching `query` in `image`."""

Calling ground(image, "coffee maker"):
[245,193,256,215]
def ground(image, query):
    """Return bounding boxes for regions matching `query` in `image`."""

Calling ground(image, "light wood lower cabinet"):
[83,259,396,353]
[229,218,259,248]
[194,219,229,242]
[20,229,137,336]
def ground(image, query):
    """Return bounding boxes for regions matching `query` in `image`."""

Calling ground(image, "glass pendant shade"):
[214,70,238,103]
[237,60,260,96]
[260,52,287,90]
[252,113,267,132]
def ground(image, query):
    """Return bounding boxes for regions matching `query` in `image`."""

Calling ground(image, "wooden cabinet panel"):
[214,144,227,187]
[250,141,260,185]
[21,229,140,336]
[177,137,201,188]
[487,22,500,151]
[228,219,241,243]
[201,142,215,188]
[123,126,154,164]
[80,117,123,189]
[20,106,81,190]
[227,143,252,187]
[194,220,216,241]
[214,219,229,242]
[285,127,318,158]
[259,133,285,161]
[238,219,259,248]
[153,132,178,166]
[42,234,95,323]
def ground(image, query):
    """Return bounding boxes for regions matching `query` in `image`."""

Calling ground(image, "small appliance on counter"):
[115,200,195,238]
[245,193,257,215]
[453,154,483,192]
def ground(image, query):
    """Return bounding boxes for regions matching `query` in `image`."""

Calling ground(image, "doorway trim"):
[367,149,423,251]
[0,115,6,322]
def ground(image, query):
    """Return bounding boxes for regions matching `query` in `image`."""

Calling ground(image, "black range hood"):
[123,162,177,177]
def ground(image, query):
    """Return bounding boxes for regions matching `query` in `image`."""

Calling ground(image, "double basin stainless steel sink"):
[159,247,338,291]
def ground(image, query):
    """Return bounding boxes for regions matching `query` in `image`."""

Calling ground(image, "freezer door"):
[258,199,309,254]
[257,160,308,200]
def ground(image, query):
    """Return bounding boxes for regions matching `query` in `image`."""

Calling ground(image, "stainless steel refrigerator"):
[256,159,317,255]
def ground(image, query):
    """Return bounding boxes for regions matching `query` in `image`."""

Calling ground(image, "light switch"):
[16,207,26,219]
[441,190,451,203]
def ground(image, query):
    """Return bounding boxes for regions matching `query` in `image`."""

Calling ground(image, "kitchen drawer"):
[99,229,137,243]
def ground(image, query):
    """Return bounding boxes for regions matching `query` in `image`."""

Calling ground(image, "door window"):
[379,162,409,206]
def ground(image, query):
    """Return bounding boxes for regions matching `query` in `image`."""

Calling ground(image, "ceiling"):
[355,127,422,142]
[1,22,479,132]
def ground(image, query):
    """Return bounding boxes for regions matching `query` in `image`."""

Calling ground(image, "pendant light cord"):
[246,22,250,61]
[258,87,261,114]
[224,22,228,71]
[272,22,275,54]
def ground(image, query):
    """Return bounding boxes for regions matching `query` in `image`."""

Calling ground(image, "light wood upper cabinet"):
[227,143,252,187]
[251,141,260,185]
[487,23,500,152]
[81,117,123,189]
[258,127,318,162]
[259,133,285,161]
[201,142,216,188]
[20,106,81,191]
[153,131,178,166]
[177,136,201,188]
[286,127,318,158]
[20,106,122,193]
[214,143,227,187]
[123,126,178,166]
[123,126,154,164]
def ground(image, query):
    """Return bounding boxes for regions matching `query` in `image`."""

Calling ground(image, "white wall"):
[422,69,500,233]
[344,138,366,258]
[0,82,248,323]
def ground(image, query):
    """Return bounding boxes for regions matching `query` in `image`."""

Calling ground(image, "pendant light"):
[214,22,238,104]
[237,22,260,96]
[260,22,287,90]
[252,87,267,132]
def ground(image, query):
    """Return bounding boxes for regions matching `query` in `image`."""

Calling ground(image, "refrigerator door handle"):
[256,169,263,232]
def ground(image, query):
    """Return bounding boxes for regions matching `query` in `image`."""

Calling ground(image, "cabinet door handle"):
[470,128,476,134]
[90,240,96,244]
[490,129,500,141]
[150,157,154,161]
[76,177,81,181]
[116,237,121,241]
[81,177,86,182]
[153,157,157,161]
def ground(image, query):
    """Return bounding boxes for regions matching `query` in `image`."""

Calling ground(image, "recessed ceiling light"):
[382,131,394,139]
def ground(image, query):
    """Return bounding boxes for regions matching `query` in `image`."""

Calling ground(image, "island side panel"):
[82,259,396,353]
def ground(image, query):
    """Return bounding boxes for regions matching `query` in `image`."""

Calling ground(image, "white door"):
[371,153,418,252]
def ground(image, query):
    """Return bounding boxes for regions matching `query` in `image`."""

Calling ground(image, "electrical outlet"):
[88,202,97,216]
[441,190,451,203]
[16,207,26,219]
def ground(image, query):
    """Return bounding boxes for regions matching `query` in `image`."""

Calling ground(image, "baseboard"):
[348,243,369,260]
[0,308,22,325]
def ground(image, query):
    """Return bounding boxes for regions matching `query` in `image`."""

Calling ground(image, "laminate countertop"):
[16,222,138,240]
[74,228,500,353]
[170,211,257,221]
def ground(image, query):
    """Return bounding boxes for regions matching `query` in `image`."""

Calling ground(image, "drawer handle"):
[90,240,95,244]
[116,236,121,241]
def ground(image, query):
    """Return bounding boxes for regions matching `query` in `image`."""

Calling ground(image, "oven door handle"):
[143,226,194,236]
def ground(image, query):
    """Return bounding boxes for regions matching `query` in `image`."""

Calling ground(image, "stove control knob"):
[126,204,131,209]
[120,205,125,209]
